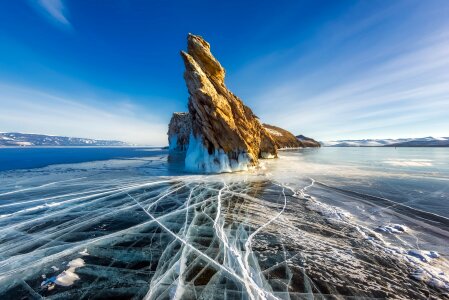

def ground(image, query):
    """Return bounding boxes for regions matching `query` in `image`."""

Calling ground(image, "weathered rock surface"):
[263,124,303,149]
[179,34,278,172]
[296,134,321,147]
[168,34,319,172]
[168,112,191,152]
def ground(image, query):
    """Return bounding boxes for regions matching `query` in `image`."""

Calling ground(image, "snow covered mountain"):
[322,137,449,147]
[0,132,128,147]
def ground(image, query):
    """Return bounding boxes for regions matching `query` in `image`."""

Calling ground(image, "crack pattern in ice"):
[0,168,448,299]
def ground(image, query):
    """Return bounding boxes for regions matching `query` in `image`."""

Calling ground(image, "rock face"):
[168,112,191,152]
[263,124,303,149]
[296,135,321,147]
[168,34,318,173]
[178,34,277,172]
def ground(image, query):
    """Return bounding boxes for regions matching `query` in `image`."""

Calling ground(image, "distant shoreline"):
[2,145,448,149]
[0,145,163,149]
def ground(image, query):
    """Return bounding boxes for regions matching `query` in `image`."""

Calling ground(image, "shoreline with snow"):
[322,136,449,147]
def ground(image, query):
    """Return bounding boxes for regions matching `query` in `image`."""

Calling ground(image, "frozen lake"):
[0,147,448,299]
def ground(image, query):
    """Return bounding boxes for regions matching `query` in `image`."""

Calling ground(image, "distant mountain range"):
[0,132,128,147]
[322,137,449,147]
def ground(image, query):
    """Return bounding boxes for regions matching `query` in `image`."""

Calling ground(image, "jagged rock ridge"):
[168,34,317,173]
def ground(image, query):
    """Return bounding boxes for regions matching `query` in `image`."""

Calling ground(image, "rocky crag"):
[296,134,321,148]
[168,34,317,173]
[167,112,191,152]
[264,124,303,149]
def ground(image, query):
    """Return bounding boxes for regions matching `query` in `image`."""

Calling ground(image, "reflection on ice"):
[0,150,448,299]
[383,159,433,167]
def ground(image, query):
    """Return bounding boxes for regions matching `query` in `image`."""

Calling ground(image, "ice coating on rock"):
[184,133,251,173]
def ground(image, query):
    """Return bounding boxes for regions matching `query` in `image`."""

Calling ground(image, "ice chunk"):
[407,250,439,262]
[79,248,89,256]
[51,258,85,287]
[391,224,408,232]
[55,269,80,286]
[408,250,429,262]
[428,251,440,258]
[376,223,408,234]
[411,268,449,291]
[68,258,85,268]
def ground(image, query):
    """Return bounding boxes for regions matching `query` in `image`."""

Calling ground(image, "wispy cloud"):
[32,0,71,28]
[232,4,449,140]
[0,84,168,145]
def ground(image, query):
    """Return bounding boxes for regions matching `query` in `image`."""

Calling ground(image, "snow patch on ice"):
[54,269,80,286]
[41,258,86,291]
[67,258,85,268]
[54,258,85,286]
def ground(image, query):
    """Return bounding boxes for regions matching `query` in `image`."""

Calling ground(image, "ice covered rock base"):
[184,133,252,173]
[168,112,191,152]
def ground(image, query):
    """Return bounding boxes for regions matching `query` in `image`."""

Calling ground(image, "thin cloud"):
[0,84,168,145]
[32,0,71,28]
[239,14,449,140]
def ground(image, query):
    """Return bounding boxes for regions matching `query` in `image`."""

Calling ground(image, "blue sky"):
[0,0,448,145]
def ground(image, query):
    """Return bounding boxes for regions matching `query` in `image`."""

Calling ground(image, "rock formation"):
[263,124,303,149]
[167,112,191,152]
[296,134,321,147]
[168,34,318,173]
[174,34,277,172]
